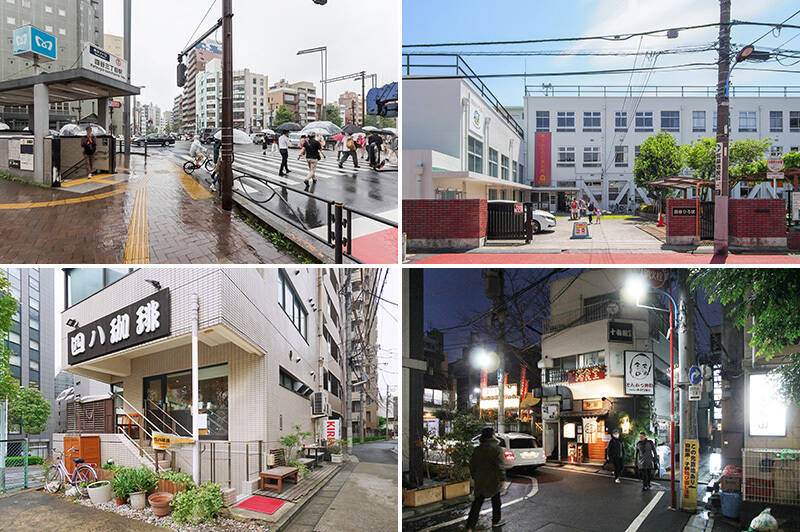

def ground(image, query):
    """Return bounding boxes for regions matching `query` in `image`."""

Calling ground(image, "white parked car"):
[531,209,557,233]
[288,132,302,148]
[471,432,546,470]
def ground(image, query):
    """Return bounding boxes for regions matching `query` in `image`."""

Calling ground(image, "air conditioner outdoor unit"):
[312,391,329,416]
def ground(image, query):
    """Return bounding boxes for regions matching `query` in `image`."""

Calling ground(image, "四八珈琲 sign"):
[67,289,170,365]
[82,44,128,83]
[624,350,654,395]
[13,26,56,62]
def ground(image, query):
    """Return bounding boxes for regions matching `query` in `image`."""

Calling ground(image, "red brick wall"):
[789,229,800,250]
[666,199,698,238]
[728,199,785,239]
[402,199,487,239]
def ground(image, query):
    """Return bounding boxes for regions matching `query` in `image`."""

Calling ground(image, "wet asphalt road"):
[351,439,398,465]
[404,465,691,532]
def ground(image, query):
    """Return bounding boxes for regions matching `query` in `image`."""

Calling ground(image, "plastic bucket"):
[720,490,741,519]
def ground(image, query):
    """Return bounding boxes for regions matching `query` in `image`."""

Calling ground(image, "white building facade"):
[403,77,529,201]
[524,87,800,211]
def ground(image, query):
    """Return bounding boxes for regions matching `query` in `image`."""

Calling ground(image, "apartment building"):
[524,87,800,211]
[269,79,317,126]
[172,94,182,133]
[138,102,162,134]
[339,91,363,125]
[233,68,267,132]
[180,41,222,135]
[349,269,380,438]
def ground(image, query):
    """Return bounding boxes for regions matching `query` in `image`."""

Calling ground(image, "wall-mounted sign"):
[608,321,634,343]
[791,192,800,222]
[534,132,552,186]
[82,44,128,83]
[542,403,559,420]
[468,98,484,137]
[582,399,604,411]
[19,139,34,171]
[13,25,57,61]
[563,422,576,439]
[325,418,340,445]
[8,139,20,169]
[152,431,194,451]
[568,365,606,384]
[681,439,699,511]
[624,350,655,395]
[643,268,666,289]
[67,289,171,365]
[672,207,697,216]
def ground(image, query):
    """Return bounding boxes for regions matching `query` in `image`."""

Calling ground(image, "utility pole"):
[123,0,131,155]
[714,0,731,255]
[220,0,234,211]
[360,353,366,442]
[678,270,698,510]
[345,270,354,453]
[485,269,506,434]
[361,72,366,127]
[385,384,390,441]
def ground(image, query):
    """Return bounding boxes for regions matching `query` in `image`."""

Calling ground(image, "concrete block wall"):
[403,199,488,250]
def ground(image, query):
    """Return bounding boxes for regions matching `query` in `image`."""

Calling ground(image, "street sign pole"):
[221,0,233,211]
[714,0,731,256]
[123,0,131,155]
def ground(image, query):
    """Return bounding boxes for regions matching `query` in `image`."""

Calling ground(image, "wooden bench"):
[259,466,299,493]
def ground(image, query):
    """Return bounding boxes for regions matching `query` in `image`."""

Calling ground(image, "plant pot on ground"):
[148,492,174,517]
[87,480,112,505]
[112,467,136,505]
[129,490,147,510]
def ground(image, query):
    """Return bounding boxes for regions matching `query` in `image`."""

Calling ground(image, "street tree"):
[8,387,50,437]
[274,105,296,126]
[684,137,772,189]
[690,269,800,403]
[363,115,396,129]
[324,104,342,127]
[0,274,19,404]
[633,131,683,206]
[683,138,716,181]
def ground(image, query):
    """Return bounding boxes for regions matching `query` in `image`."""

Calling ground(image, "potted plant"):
[129,466,157,510]
[157,470,194,495]
[98,460,118,482]
[112,467,135,506]
[148,491,174,517]
[87,480,112,505]
[328,441,343,463]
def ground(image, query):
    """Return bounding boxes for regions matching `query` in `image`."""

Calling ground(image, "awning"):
[432,169,533,190]
[0,68,140,105]
[647,176,714,191]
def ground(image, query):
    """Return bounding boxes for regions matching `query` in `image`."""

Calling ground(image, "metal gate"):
[700,202,715,240]
[487,202,533,242]
[0,438,47,492]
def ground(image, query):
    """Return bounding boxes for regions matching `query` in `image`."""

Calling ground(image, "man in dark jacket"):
[606,429,624,483]
[465,427,506,531]
[634,431,658,491]
[80,126,96,178]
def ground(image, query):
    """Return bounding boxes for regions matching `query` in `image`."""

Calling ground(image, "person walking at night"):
[606,429,624,483]
[278,130,290,176]
[465,427,506,531]
[298,132,322,189]
[634,431,658,491]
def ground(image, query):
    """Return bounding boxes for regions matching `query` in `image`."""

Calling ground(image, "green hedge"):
[6,456,43,467]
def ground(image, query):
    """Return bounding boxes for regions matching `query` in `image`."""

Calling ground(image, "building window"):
[557,146,575,167]
[467,136,483,173]
[6,16,15,24]
[488,189,498,200]
[501,155,509,180]
[660,111,680,132]
[712,111,718,132]
[635,112,653,132]
[692,111,706,132]
[556,111,575,132]
[634,145,641,162]
[488,148,498,177]
[615,146,628,167]
[280,367,310,398]
[519,163,525,181]
[615,112,627,131]
[65,268,133,307]
[583,111,601,132]
[535,111,549,132]
[512,161,518,182]
[770,111,783,132]
[739,111,757,132]
[790,111,800,132]
[583,147,600,167]
[278,270,308,339]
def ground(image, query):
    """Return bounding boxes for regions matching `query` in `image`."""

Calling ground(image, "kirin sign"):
[67,289,171,365]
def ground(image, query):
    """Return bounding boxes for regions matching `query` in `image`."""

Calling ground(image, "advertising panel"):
[624,350,655,395]
[534,132,551,186]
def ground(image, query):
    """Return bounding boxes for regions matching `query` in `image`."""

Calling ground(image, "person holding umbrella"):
[339,134,359,169]
[262,133,269,156]
[81,125,97,178]
[278,130,290,177]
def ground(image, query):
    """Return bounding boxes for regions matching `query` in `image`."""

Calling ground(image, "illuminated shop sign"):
[567,365,606,383]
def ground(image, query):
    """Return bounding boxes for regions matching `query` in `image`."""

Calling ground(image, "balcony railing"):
[543,298,639,334]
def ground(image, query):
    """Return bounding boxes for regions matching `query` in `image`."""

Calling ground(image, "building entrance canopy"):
[0,68,140,106]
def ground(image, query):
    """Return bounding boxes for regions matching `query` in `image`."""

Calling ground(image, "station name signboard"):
[67,289,171,365]
[624,350,655,395]
[82,44,128,83]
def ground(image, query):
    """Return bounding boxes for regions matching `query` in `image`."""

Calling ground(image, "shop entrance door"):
[544,421,559,460]
[143,375,168,436]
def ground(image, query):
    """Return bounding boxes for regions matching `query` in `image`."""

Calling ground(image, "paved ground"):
[170,141,398,264]
[284,440,397,532]
[0,489,166,531]
[0,150,294,264]
[508,217,665,252]
[404,465,692,532]
[409,251,800,264]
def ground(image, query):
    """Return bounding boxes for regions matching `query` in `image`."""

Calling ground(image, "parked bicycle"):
[43,447,98,496]
[183,152,215,175]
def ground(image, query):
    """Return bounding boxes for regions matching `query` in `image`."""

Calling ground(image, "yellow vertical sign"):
[682,439,699,510]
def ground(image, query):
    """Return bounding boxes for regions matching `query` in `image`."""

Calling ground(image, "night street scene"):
[402,268,800,532]
[0,0,398,264]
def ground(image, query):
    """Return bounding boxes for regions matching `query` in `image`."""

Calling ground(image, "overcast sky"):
[376,268,399,400]
[103,0,399,112]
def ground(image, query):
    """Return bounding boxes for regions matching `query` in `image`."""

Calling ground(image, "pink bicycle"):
[43,446,98,496]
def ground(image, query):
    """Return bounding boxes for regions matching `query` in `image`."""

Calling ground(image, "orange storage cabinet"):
[62,435,100,475]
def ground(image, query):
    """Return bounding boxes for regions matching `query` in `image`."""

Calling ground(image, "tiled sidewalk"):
[0,154,296,264]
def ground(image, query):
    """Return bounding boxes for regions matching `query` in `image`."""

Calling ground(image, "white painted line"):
[624,490,663,532]
[418,475,538,532]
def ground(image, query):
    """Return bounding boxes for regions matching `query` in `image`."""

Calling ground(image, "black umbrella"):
[275,122,301,132]
[341,123,363,135]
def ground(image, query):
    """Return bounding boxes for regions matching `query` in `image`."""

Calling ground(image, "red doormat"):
[236,495,286,515]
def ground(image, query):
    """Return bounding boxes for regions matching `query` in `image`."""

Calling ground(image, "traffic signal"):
[366,82,398,118]
[177,62,187,87]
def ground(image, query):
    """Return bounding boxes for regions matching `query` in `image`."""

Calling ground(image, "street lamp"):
[622,272,679,510]
[297,46,327,121]
[470,348,498,371]
[725,44,771,97]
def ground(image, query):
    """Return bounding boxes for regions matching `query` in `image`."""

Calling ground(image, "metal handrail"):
[524,84,800,98]
[143,397,192,437]
[113,392,168,438]
[117,429,157,468]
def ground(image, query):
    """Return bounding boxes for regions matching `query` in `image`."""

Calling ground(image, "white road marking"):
[624,490,664,532]
[418,475,538,532]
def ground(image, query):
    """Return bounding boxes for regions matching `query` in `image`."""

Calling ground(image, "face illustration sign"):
[624,350,655,395]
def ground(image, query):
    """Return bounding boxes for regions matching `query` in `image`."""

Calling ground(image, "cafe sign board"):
[152,432,194,451]
[67,289,171,365]
[624,350,655,395]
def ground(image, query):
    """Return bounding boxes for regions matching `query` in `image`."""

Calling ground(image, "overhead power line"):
[410,44,718,57]
[751,8,800,46]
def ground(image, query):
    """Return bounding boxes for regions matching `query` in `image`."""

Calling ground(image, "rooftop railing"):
[525,85,800,98]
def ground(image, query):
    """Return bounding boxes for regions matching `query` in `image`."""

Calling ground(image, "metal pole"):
[221,0,234,210]
[361,73,366,127]
[334,202,343,263]
[669,299,676,509]
[123,0,131,155]
[191,293,200,484]
[385,384,390,441]
[678,270,697,511]
[360,374,365,443]
[345,270,354,453]
[714,0,731,255]
[227,442,231,488]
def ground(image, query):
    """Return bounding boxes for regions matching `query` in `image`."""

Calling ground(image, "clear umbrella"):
[214,128,251,145]
[301,121,342,135]
[59,123,107,136]
[261,128,276,136]
[0,122,9,131]
[362,126,379,132]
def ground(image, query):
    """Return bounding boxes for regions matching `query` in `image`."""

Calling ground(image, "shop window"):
[692,111,706,132]
[467,136,483,173]
[279,269,308,339]
[501,155,509,180]
[556,111,575,132]
[535,111,549,132]
[635,112,653,132]
[615,112,627,132]
[790,111,800,132]
[660,111,680,132]
[770,111,783,132]
[488,148,498,177]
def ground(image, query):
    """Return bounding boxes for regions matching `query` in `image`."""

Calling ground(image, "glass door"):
[143,375,167,435]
